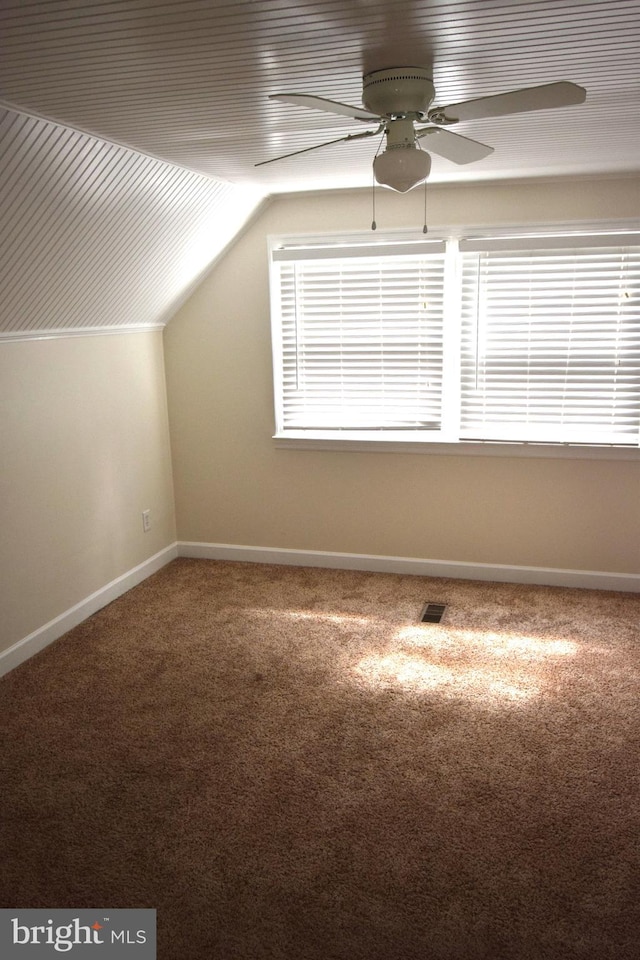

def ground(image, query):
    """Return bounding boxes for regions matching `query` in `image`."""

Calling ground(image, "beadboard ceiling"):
[0,104,264,337]
[1,0,639,337]
[1,0,639,192]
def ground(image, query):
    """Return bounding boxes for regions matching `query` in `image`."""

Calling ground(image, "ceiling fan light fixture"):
[263,75,586,185]
[373,144,431,193]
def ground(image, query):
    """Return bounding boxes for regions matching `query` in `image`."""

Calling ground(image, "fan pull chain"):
[371,170,377,231]
[371,129,387,231]
[423,176,428,234]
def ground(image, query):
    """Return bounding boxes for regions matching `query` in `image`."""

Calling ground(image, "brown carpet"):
[1,558,639,959]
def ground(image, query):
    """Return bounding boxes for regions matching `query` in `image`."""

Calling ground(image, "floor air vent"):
[420,603,447,624]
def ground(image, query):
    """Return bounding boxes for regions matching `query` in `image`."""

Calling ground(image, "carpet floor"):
[1,559,639,959]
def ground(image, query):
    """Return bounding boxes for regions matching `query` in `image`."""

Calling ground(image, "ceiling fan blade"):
[255,127,382,167]
[269,93,381,122]
[416,126,494,164]
[428,81,586,125]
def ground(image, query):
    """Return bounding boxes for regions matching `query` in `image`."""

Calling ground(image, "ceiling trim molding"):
[0,325,165,344]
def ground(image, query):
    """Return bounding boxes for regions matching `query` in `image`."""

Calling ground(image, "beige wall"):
[164,177,640,576]
[0,331,176,654]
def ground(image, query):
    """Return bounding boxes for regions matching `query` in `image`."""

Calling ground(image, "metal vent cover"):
[420,603,447,623]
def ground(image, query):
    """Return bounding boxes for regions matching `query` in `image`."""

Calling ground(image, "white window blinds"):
[272,243,447,433]
[459,239,640,444]
[270,232,640,449]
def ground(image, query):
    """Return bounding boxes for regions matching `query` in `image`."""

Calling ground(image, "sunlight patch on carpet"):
[352,651,539,703]
[395,625,578,660]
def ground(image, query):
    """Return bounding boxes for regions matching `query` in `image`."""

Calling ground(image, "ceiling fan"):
[258,67,586,192]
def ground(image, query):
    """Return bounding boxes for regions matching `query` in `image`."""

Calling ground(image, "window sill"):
[273,435,640,461]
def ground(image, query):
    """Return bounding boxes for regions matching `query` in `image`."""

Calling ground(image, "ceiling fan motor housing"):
[362,67,435,118]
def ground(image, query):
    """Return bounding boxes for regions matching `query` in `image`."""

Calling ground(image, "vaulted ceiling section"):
[0,105,264,337]
[1,0,639,335]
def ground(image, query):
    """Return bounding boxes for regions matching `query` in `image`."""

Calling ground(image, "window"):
[269,232,640,453]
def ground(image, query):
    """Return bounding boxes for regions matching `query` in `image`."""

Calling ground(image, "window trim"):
[272,435,640,460]
[269,225,640,460]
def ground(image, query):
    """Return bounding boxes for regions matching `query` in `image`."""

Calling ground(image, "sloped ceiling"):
[0,105,265,336]
[1,1,639,335]
[1,0,639,191]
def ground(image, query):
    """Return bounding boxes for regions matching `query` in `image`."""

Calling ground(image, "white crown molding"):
[0,325,165,343]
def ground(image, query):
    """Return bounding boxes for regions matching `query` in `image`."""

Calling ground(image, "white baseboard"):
[178,541,640,593]
[3,540,636,680]
[0,544,178,678]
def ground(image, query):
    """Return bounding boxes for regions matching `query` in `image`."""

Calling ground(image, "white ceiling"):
[1,0,639,194]
[0,104,265,336]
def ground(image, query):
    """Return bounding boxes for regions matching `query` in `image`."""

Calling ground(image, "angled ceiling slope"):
[1,1,639,337]
[1,0,639,192]
[0,106,265,338]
